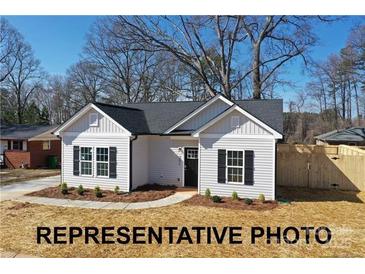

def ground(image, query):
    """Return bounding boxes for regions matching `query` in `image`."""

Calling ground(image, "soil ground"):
[0,169,60,185]
[26,184,176,203]
[183,195,278,211]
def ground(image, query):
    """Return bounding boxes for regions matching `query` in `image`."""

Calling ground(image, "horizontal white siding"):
[204,110,270,135]
[177,99,229,131]
[199,137,274,199]
[67,109,125,134]
[132,136,149,189]
[148,136,198,187]
[62,135,130,192]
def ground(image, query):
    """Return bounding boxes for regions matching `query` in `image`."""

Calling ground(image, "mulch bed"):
[183,195,278,211]
[26,184,176,203]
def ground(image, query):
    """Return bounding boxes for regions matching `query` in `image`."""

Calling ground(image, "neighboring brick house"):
[0,124,61,169]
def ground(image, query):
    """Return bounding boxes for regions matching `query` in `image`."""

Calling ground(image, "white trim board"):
[61,132,131,138]
[192,105,283,139]
[200,134,276,139]
[164,94,233,134]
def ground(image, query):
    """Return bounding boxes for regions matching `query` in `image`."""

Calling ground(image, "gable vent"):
[231,116,240,129]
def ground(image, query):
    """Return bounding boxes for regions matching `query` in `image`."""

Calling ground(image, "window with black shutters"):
[80,147,92,176]
[226,150,244,183]
[244,150,254,185]
[96,147,109,177]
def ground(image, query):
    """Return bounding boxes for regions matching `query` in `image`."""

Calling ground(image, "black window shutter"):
[245,150,254,185]
[73,146,80,176]
[109,147,117,178]
[217,149,226,183]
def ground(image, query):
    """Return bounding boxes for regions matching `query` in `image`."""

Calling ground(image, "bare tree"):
[1,36,43,124]
[116,16,248,99]
[0,18,22,83]
[344,24,365,124]
[84,17,165,103]
[66,60,107,104]
[241,16,322,99]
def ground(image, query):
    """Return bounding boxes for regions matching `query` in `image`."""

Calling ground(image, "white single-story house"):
[53,95,283,199]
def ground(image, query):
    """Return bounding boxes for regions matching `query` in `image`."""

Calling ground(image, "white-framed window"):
[227,150,244,183]
[89,113,99,127]
[96,147,109,177]
[231,115,240,129]
[12,140,23,150]
[80,147,93,176]
[186,148,198,159]
[42,140,51,150]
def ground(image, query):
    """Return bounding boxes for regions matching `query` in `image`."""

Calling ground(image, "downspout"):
[129,135,138,192]
[274,140,278,200]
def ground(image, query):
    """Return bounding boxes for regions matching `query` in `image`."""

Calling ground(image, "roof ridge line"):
[95,102,142,111]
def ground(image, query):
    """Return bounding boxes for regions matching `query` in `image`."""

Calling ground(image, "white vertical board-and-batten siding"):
[177,99,229,131]
[67,109,125,134]
[199,110,275,199]
[61,108,130,191]
[204,110,270,135]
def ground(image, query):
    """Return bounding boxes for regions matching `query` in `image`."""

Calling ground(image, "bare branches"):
[241,16,319,99]
[116,16,247,99]
[0,18,22,83]
[1,19,44,124]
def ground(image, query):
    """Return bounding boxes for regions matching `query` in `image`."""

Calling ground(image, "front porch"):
[131,135,200,190]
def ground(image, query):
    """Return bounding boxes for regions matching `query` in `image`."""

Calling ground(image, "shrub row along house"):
[0,124,61,169]
[53,95,283,199]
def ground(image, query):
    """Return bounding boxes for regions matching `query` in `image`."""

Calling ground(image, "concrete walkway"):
[0,175,60,201]
[1,175,195,209]
[13,191,195,210]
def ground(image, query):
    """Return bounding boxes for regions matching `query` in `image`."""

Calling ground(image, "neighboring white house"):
[53,95,283,199]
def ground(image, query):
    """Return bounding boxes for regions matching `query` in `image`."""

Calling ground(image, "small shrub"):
[77,185,85,195]
[94,186,102,198]
[232,191,239,200]
[60,182,68,195]
[204,188,211,198]
[258,194,265,203]
[244,198,253,205]
[212,195,221,203]
[114,186,120,195]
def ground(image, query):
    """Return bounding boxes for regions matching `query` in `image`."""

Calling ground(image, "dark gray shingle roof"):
[95,98,283,135]
[235,100,283,134]
[0,124,57,140]
[315,127,365,142]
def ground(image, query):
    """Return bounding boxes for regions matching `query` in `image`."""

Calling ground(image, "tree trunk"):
[252,43,261,99]
[16,92,22,124]
[332,86,338,129]
[353,81,361,125]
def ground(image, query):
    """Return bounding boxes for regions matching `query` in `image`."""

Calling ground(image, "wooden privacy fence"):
[277,144,365,191]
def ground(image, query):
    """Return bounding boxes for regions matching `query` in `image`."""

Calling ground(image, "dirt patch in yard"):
[0,169,60,185]
[183,195,278,211]
[26,184,176,203]
[277,186,364,203]
[6,202,35,211]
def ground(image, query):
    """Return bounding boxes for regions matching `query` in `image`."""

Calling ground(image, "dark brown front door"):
[184,147,198,187]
